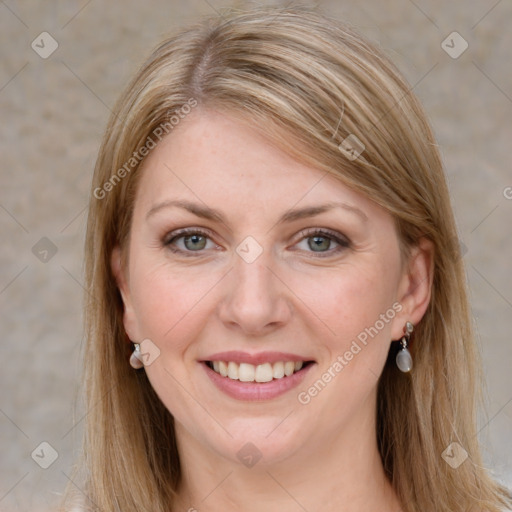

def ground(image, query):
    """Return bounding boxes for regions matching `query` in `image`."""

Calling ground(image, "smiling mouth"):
[204,360,315,383]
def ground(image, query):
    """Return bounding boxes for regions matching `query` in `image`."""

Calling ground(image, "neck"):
[172,393,402,512]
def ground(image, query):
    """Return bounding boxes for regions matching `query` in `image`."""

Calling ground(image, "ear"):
[111,245,139,342]
[390,237,434,341]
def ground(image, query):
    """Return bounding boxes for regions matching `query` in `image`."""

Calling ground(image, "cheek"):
[128,258,218,350]
[301,267,400,401]
[294,262,398,344]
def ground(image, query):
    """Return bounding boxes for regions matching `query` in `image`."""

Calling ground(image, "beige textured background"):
[1,1,511,510]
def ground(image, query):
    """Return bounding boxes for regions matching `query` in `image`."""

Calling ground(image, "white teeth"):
[239,363,255,382]
[273,361,285,379]
[284,361,295,377]
[227,361,239,380]
[209,360,307,382]
[255,363,273,383]
[218,361,228,377]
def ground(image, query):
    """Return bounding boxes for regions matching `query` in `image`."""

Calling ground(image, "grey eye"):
[307,235,333,252]
[182,234,208,251]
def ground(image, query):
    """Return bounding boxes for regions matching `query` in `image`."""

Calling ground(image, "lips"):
[204,350,312,366]
[200,351,316,401]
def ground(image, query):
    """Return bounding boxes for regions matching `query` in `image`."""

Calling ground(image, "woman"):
[62,6,512,512]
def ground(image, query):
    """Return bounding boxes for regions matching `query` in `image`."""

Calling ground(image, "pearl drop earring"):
[396,321,414,372]
[129,343,144,369]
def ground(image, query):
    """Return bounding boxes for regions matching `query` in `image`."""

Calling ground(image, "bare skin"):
[112,108,433,512]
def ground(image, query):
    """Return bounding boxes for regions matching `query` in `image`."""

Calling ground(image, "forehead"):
[132,108,381,223]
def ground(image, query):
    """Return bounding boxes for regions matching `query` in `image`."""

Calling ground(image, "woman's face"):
[113,108,426,467]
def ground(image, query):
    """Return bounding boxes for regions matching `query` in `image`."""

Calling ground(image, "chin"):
[214,414,314,467]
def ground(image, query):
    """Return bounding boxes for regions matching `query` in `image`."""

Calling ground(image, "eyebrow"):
[145,199,368,224]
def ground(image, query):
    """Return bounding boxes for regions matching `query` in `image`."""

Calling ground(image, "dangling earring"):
[129,343,144,369]
[396,321,414,372]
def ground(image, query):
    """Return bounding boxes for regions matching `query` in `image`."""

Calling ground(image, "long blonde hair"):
[62,6,512,511]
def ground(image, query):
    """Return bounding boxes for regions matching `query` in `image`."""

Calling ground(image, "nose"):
[217,248,292,336]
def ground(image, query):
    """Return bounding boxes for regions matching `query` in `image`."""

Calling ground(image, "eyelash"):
[163,227,351,258]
